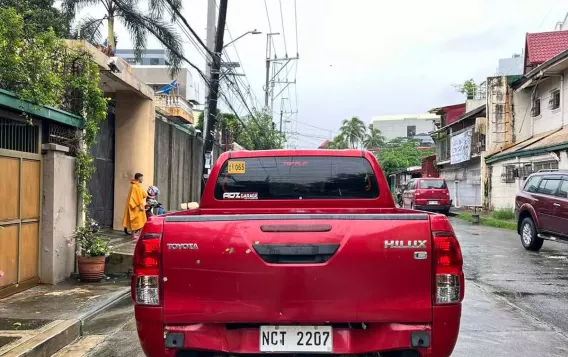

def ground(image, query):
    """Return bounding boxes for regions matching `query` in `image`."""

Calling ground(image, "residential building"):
[115,49,199,124]
[496,54,523,76]
[0,40,157,296]
[430,102,487,208]
[371,113,440,141]
[483,31,568,210]
[555,13,568,31]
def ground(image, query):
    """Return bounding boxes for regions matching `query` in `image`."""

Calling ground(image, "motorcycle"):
[124,186,165,236]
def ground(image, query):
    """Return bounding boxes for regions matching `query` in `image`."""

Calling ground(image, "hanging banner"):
[450,128,473,164]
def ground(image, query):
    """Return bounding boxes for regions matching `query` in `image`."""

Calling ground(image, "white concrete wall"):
[528,75,563,138]
[439,160,482,208]
[372,118,437,141]
[512,89,532,143]
[488,152,567,210]
[40,144,77,284]
[488,157,522,210]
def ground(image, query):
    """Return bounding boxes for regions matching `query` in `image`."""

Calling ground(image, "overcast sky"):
[65,0,568,148]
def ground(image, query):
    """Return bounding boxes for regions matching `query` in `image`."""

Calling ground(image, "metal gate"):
[0,116,42,298]
[87,107,115,227]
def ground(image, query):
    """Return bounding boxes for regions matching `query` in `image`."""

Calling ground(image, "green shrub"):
[490,208,515,220]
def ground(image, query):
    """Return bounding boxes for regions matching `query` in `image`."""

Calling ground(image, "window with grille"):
[531,97,541,117]
[407,125,416,137]
[0,117,40,153]
[533,161,559,172]
[518,164,533,179]
[549,89,560,110]
[501,165,516,183]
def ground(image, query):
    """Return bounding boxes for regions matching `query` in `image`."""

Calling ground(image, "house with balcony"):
[429,92,487,208]
[483,31,568,210]
[115,49,200,124]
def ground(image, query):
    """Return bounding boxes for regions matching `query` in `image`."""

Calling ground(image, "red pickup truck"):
[132,150,464,357]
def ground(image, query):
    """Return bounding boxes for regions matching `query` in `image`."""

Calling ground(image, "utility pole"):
[201,0,216,189]
[264,33,279,109]
[202,0,228,188]
[279,97,288,134]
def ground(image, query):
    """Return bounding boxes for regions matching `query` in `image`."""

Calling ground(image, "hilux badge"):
[384,240,427,249]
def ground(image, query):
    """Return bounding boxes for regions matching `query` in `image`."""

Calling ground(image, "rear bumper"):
[414,205,451,212]
[135,305,461,357]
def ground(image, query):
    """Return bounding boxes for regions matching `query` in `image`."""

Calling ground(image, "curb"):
[77,287,131,326]
[1,320,80,357]
[2,287,130,357]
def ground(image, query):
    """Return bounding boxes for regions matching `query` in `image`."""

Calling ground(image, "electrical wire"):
[162,0,214,57]
[294,0,299,56]
[264,0,277,55]
[278,0,288,56]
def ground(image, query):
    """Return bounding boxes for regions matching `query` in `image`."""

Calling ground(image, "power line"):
[163,0,214,57]
[264,0,277,55]
[296,120,334,133]
[278,0,288,56]
[293,0,299,56]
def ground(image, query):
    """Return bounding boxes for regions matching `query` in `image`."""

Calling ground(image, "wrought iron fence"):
[0,117,40,154]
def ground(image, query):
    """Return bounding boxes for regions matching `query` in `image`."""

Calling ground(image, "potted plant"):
[73,219,112,282]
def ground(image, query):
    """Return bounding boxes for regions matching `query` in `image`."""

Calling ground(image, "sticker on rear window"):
[228,161,246,174]
[222,192,258,200]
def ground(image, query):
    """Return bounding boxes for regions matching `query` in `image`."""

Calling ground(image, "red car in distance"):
[402,178,452,215]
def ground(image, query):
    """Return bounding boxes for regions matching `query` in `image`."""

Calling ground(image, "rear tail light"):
[133,232,162,306]
[433,231,464,305]
[415,190,421,197]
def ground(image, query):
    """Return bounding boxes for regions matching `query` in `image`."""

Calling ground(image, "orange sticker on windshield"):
[228,161,246,174]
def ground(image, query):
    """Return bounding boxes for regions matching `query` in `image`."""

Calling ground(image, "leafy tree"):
[0,7,65,107]
[363,124,385,149]
[196,112,204,131]
[195,110,284,150]
[242,111,285,150]
[326,134,349,149]
[0,0,70,38]
[339,116,366,148]
[62,0,185,76]
[375,137,434,177]
[453,79,477,99]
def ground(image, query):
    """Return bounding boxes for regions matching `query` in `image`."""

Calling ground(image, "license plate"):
[428,200,438,205]
[260,325,332,353]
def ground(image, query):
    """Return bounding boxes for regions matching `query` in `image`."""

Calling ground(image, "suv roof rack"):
[537,169,568,173]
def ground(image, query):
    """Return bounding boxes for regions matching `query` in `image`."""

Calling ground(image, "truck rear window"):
[419,179,447,189]
[215,156,379,200]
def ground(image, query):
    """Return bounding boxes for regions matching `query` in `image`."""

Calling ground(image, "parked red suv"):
[515,170,568,251]
[403,178,452,215]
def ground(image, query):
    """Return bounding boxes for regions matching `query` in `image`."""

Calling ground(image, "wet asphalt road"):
[80,218,568,357]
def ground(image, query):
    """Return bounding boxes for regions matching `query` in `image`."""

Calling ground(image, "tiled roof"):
[318,140,330,149]
[526,31,568,65]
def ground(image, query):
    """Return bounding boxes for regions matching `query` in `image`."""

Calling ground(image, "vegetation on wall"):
[0,7,108,211]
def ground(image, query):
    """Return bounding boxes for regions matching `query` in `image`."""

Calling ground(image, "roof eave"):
[485,142,568,164]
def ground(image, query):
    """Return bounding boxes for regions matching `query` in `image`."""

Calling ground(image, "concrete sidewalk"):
[0,277,130,357]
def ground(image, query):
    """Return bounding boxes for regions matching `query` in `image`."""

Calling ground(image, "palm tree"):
[63,0,184,75]
[327,134,349,149]
[339,117,366,149]
[363,124,385,150]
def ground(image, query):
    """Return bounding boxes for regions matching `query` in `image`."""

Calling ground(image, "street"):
[60,218,568,357]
